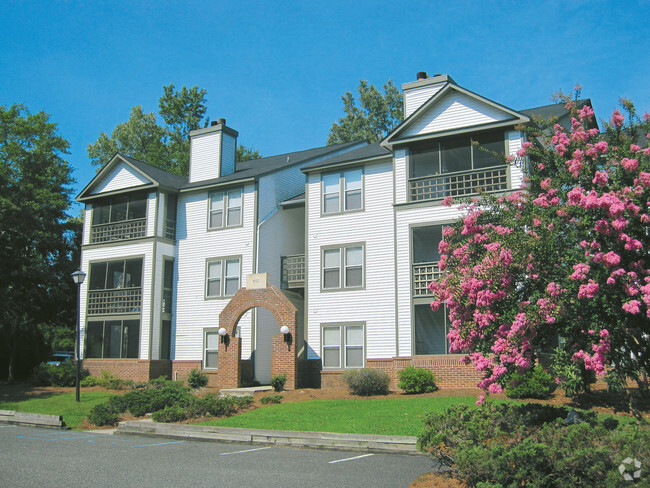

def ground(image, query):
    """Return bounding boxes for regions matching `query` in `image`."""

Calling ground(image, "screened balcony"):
[90,192,147,243]
[281,254,305,289]
[90,219,147,243]
[87,288,142,315]
[412,262,442,296]
[409,165,508,201]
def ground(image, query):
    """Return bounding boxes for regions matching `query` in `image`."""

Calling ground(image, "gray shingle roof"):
[119,154,188,189]
[300,142,390,172]
[181,141,362,191]
[519,100,591,121]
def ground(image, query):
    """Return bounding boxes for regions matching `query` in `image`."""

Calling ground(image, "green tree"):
[0,105,78,381]
[88,85,261,175]
[236,144,262,163]
[327,80,404,145]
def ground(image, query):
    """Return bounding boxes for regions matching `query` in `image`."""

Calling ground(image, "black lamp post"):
[71,270,86,403]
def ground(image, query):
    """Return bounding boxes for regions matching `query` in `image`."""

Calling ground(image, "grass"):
[198,396,478,436]
[0,391,114,429]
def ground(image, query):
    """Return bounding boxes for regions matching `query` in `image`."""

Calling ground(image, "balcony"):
[412,262,442,296]
[409,165,508,202]
[88,288,142,315]
[281,254,305,289]
[90,219,146,243]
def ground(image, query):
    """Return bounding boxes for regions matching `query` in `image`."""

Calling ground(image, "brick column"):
[217,337,241,388]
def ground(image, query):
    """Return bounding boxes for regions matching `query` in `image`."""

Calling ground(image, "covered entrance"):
[217,275,298,389]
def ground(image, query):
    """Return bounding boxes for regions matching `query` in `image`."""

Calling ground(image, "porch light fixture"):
[71,270,86,403]
[280,325,292,347]
[218,327,229,345]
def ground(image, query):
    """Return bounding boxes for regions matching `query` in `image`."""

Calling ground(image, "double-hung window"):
[208,189,242,229]
[321,324,364,369]
[204,330,219,369]
[206,257,241,298]
[322,168,363,214]
[322,244,364,290]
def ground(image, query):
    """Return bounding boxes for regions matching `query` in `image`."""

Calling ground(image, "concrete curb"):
[0,409,69,429]
[115,419,423,455]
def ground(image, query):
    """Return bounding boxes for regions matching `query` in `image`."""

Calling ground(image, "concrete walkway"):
[114,419,422,455]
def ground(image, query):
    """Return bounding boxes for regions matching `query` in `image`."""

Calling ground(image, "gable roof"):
[382,82,530,148]
[77,153,188,202]
[301,142,390,173]
[181,141,363,192]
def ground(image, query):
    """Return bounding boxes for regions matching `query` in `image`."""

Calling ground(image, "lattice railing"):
[409,165,508,201]
[164,220,176,240]
[413,262,442,296]
[88,288,142,315]
[90,219,146,243]
[281,254,305,289]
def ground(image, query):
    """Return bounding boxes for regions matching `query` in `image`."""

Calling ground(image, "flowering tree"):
[429,96,650,403]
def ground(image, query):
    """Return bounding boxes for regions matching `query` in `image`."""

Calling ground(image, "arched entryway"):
[217,284,298,389]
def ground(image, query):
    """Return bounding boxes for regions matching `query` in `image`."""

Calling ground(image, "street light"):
[71,270,86,403]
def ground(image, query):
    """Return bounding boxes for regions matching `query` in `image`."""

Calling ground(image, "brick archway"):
[217,285,298,389]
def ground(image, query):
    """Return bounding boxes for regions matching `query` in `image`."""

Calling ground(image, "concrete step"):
[115,419,422,455]
[0,409,68,429]
[218,386,272,397]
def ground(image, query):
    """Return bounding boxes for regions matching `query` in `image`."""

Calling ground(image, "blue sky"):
[1,0,648,212]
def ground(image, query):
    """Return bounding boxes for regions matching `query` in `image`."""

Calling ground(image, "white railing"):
[90,219,146,243]
[281,254,305,289]
[88,288,142,315]
[409,165,508,201]
[412,262,442,296]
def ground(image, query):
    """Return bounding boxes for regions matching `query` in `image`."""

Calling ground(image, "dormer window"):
[408,130,507,201]
[91,192,147,243]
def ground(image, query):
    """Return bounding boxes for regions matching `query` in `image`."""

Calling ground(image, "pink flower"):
[578,104,594,121]
[594,141,608,153]
[578,280,599,299]
[621,158,639,171]
[517,148,527,157]
[602,251,621,267]
[611,109,624,127]
[476,395,486,406]
[441,196,454,207]
[638,172,650,187]
[630,144,641,152]
[540,178,552,190]
[523,141,533,149]
[592,171,608,186]
[488,383,503,394]
[570,263,590,280]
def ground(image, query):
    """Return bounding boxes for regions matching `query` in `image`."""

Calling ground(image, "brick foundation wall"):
[82,359,172,382]
[170,360,202,383]
[318,355,484,391]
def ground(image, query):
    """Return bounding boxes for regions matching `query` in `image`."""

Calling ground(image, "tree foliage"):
[327,80,403,145]
[0,105,78,381]
[88,85,261,175]
[429,95,650,403]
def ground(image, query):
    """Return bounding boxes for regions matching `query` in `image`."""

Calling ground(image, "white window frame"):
[321,244,364,291]
[321,323,365,369]
[321,168,363,214]
[205,257,241,299]
[204,329,219,369]
[208,188,242,229]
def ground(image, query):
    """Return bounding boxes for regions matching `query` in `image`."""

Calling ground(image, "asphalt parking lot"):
[0,425,439,487]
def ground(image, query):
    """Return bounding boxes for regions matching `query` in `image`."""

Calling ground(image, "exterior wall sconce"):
[218,327,229,346]
[280,325,292,347]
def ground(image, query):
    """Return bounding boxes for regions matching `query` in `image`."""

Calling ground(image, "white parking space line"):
[131,440,185,448]
[329,453,375,464]
[219,447,272,456]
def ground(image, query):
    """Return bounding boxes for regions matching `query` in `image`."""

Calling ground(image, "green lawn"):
[198,396,478,436]
[0,391,114,429]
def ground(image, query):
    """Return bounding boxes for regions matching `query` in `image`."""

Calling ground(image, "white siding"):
[507,131,525,189]
[174,183,256,362]
[393,148,408,205]
[257,165,306,225]
[257,206,305,287]
[92,162,151,194]
[146,192,156,237]
[82,204,92,246]
[306,159,397,361]
[404,84,444,118]
[394,204,466,357]
[221,133,236,177]
[189,132,221,183]
[403,91,511,138]
[79,241,155,360]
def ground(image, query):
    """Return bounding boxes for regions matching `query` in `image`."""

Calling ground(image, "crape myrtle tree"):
[429,94,650,404]
[0,105,78,381]
[88,84,261,175]
[327,80,403,145]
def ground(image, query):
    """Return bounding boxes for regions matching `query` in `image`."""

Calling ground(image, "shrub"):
[505,365,555,399]
[30,362,90,387]
[260,394,283,405]
[88,403,120,427]
[80,376,97,387]
[342,368,390,396]
[418,401,649,488]
[120,381,191,417]
[152,405,187,423]
[270,374,287,392]
[82,370,132,390]
[187,368,208,389]
[398,366,437,394]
